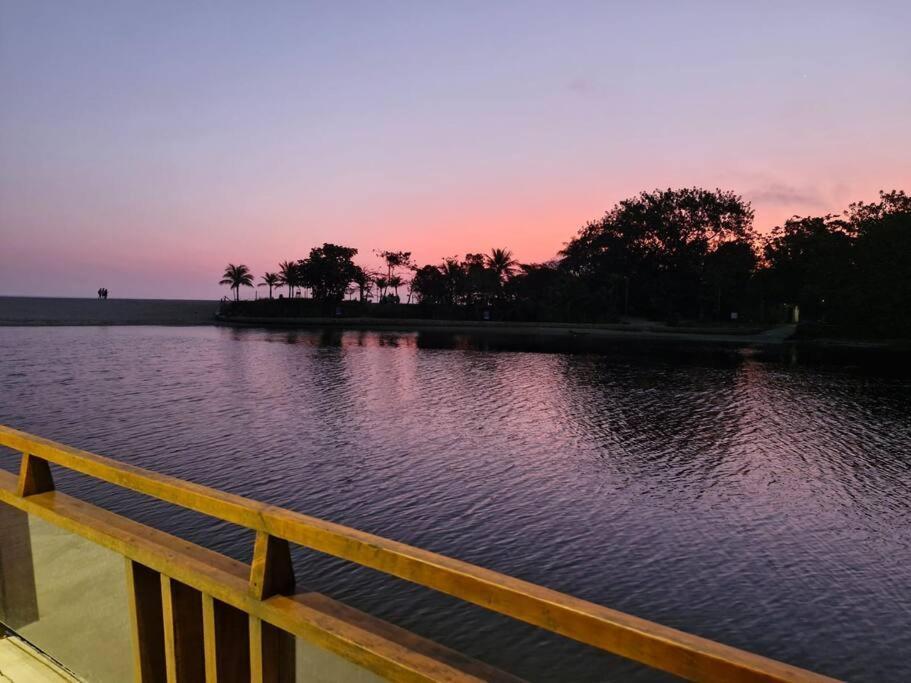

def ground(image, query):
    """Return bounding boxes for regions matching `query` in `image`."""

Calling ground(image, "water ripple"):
[0,326,909,681]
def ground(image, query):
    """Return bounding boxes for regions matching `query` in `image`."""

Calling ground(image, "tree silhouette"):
[374,276,389,300]
[219,264,254,301]
[388,275,403,298]
[219,187,909,336]
[486,248,518,283]
[561,187,756,319]
[277,260,299,298]
[258,272,280,299]
[351,266,371,302]
[300,243,360,303]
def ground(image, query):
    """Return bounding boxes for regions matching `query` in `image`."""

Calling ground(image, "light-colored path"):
[0,636,78,682]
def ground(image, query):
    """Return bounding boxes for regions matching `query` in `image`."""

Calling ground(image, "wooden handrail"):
[0,424,839,682]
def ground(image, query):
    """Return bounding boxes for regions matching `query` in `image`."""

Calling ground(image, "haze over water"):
[1,325,909,681]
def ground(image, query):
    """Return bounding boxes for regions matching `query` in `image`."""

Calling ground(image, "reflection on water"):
[1,326,909,682]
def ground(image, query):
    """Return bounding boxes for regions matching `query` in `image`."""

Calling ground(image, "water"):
[1,325,909,681]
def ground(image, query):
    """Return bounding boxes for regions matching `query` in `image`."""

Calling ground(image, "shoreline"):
[2,297,906,350]
[217,314,800,346]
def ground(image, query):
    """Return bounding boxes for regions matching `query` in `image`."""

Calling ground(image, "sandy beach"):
[0,297,218,326]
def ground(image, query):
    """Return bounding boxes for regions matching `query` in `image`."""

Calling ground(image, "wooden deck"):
[0,635,78,682]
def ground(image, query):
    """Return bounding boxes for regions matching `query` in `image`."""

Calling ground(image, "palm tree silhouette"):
[485,248,518,283]
[258,272,280,299]
[277,261,298,298]
[374,276,388,300]
[220,264,254,301]
[388,275,403,298]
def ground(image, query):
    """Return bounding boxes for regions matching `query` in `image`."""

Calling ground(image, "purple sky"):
[1,1,909,299]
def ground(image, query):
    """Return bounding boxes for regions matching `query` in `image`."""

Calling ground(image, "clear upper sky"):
[1,1,909,299]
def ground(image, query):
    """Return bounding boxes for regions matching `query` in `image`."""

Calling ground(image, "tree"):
[485,248,518,284]
[843,190,911,334]
[219,264,254,302]
[300,243,360,303]
[561,187,755,319]
[277,260,299,298]
[351,266,371,302]
[376,250,412,302]
[388,275,403,299]
[762,215,853,321]
[462,253,496,304]
[376,250,413,279]
[704,240,757,319]
[441,258,467,305]
[506,261,608,322]
[258,272,280,299]
[374,276,389,300]
[756,190,911,334]
[410,265,447,305]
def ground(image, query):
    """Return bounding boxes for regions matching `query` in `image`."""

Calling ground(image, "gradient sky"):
[1,1,909,299]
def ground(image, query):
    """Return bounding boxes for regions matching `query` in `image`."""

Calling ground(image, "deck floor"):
[0,636,78,682]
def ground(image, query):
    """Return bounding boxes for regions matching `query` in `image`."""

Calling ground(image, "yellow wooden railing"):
[0,425,839,682]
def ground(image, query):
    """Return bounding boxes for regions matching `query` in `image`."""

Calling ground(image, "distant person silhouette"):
[97,288,103,299]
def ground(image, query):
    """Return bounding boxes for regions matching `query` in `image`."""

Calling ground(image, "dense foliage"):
[761,191,911,336]
[220,188,910,337]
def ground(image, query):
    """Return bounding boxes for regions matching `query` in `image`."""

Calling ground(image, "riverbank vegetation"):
[219,188,910,338]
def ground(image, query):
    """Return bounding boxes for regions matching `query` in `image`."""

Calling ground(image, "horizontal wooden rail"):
[0,425,839,682]
[0,470,516,682]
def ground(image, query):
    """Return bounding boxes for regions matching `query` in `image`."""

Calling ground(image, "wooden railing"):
[0,425,839,682]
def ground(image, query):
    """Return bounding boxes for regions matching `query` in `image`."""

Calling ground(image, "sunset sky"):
[1,1,909,299]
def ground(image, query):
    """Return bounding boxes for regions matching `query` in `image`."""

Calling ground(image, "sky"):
[1,1,909,299]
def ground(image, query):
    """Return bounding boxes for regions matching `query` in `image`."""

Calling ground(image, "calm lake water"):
[1,325,909,681]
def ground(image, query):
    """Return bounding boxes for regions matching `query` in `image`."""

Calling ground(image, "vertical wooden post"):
[17,452,54,497]
[202,595,218,683]
[161,575,205,682]
[248,532,295,681]
[126,560,166,682]
[0,502,39,628]
[249,616,295,683]
[203,594,250,683]
[249,616,264,683]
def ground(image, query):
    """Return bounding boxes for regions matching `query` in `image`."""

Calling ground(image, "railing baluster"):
[202,594,218,683]
[126,560,167,682]
[203,593,250,683]
[161,575,206,682]
[249,615,295,683]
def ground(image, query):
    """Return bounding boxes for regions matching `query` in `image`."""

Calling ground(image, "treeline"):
[219,187,911,337]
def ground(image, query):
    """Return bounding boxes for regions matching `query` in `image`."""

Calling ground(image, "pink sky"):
[1,2,909,299]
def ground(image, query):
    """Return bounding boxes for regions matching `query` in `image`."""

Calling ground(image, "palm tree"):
[277,260,298,298]
[219,264,254,302]
[485,248,518,283]
[388,275,403,298]
[374,276,389,300]
[441,258,464,305]
[258,272,280,299]
[351,266,371,302]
